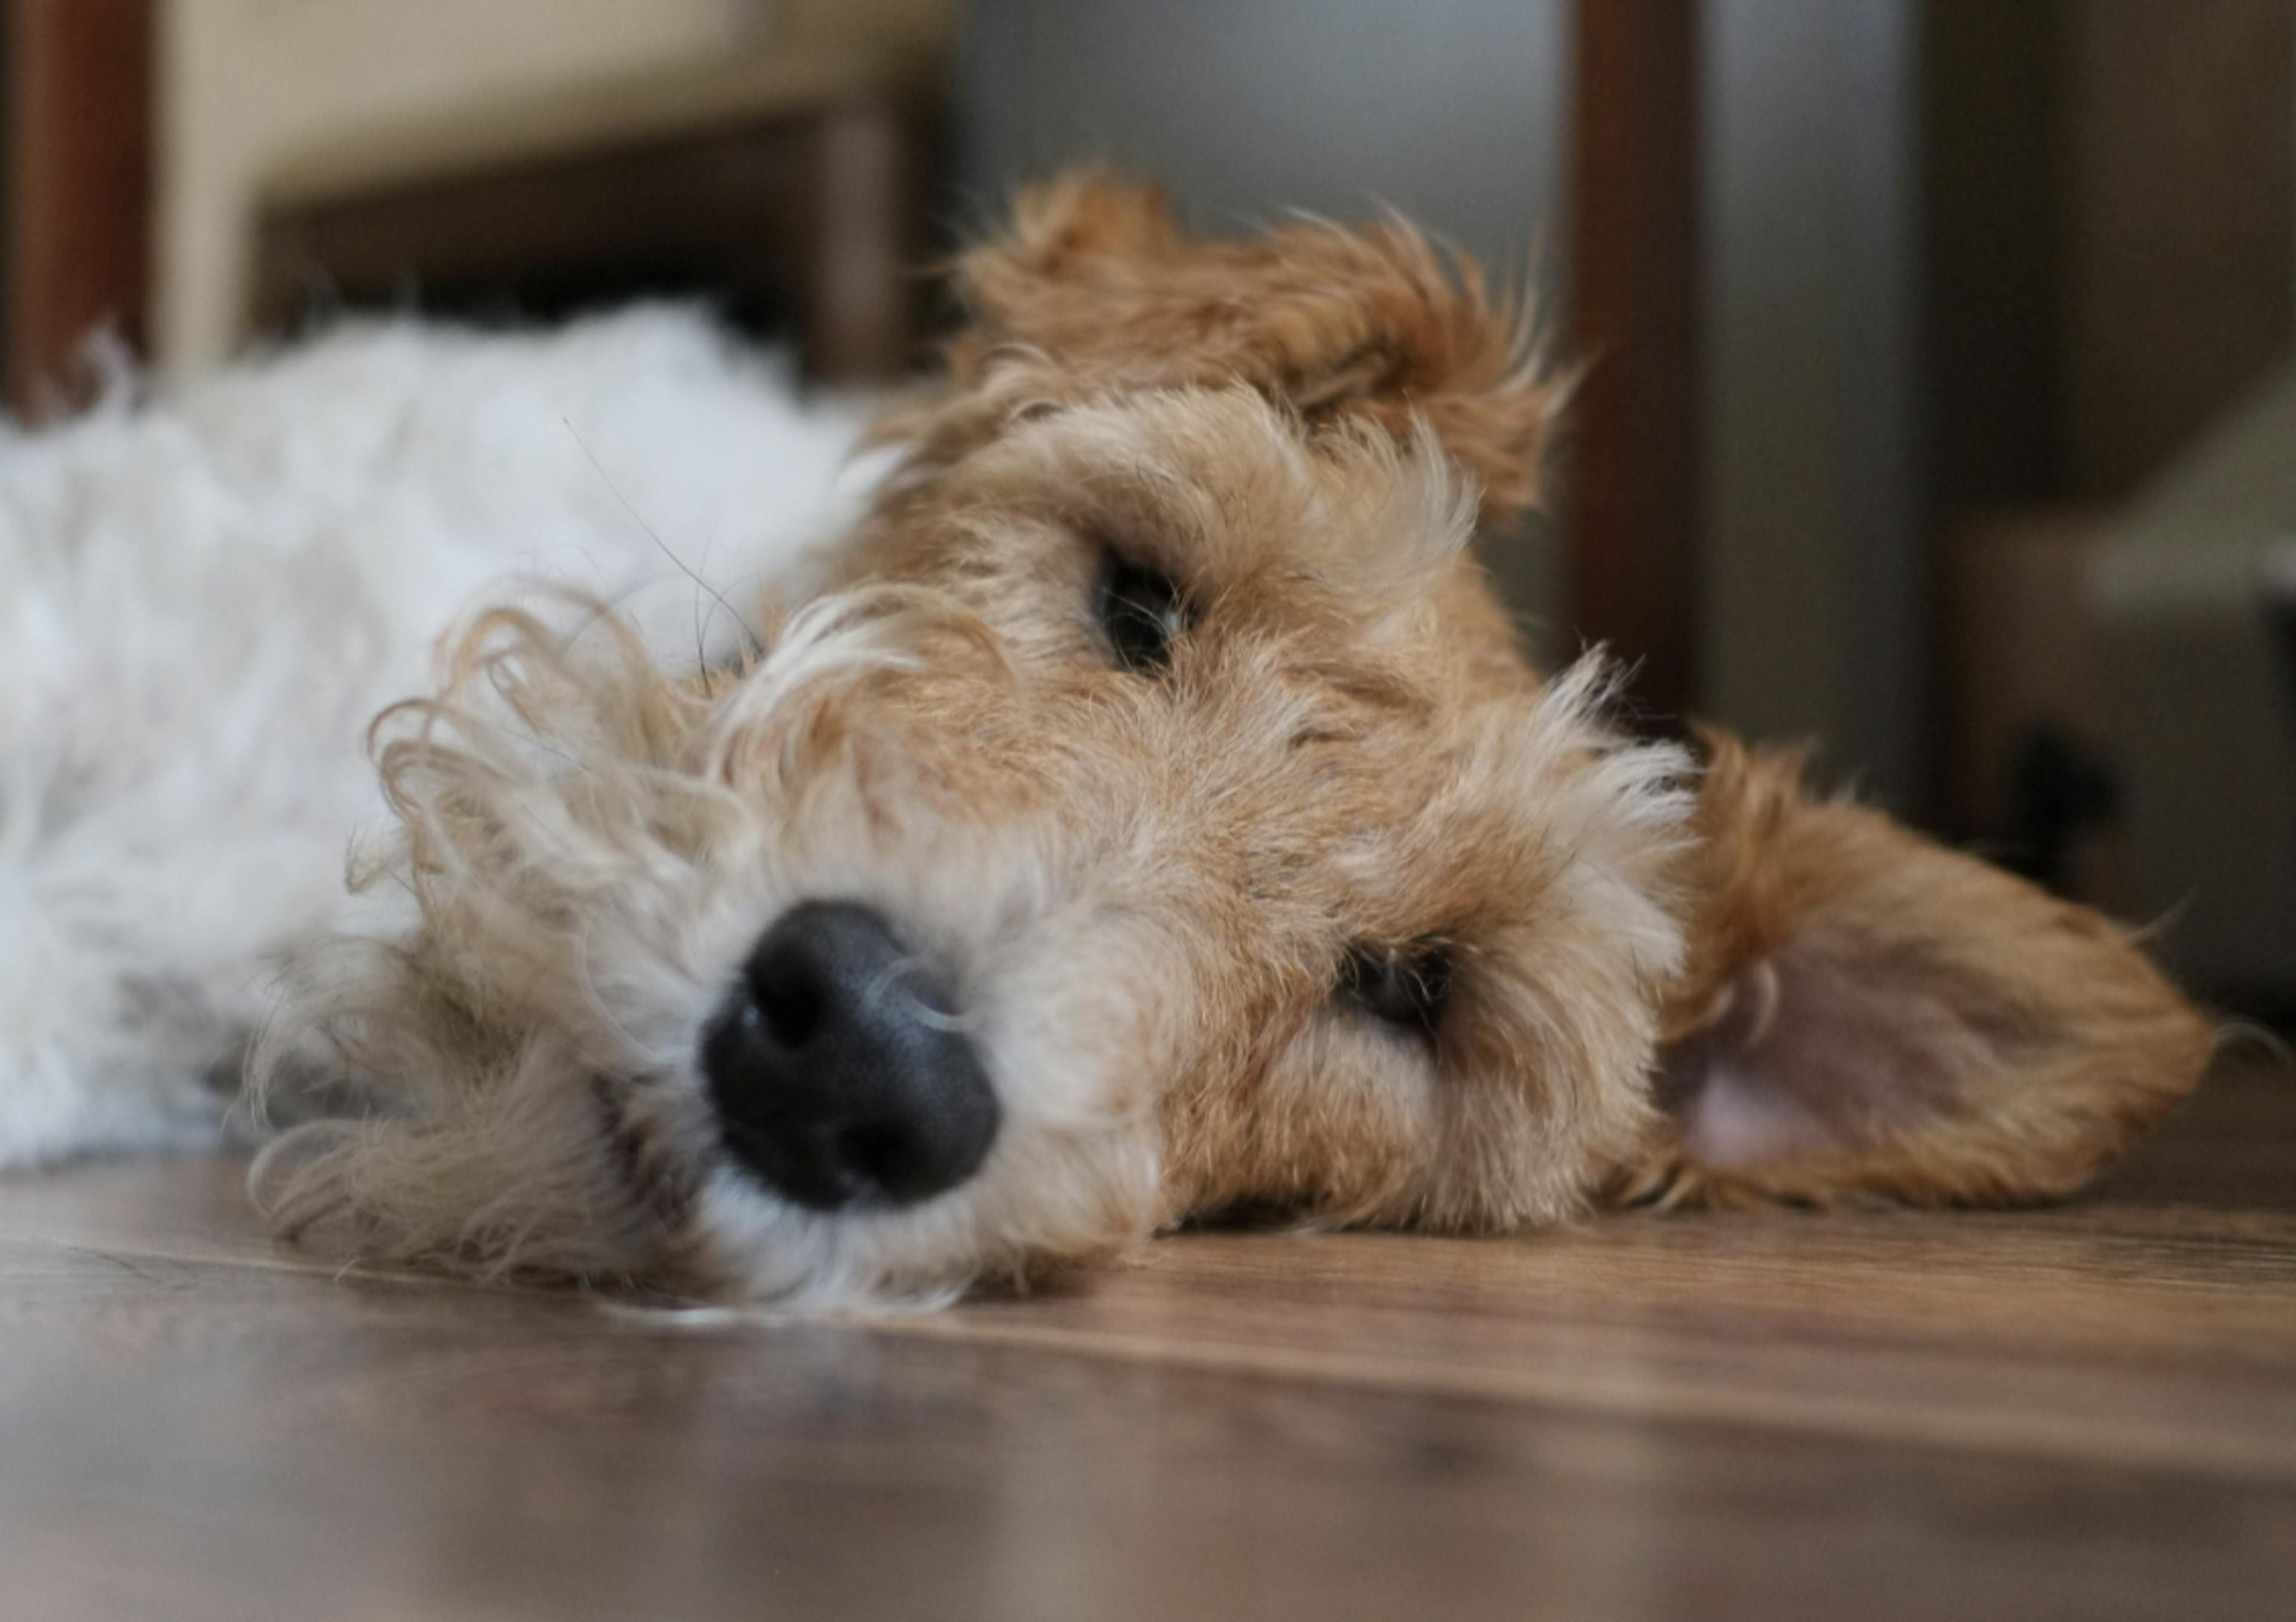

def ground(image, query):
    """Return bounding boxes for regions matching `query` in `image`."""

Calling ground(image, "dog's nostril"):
[749,970,825,1049]
[833,1120,917,1190]
[701,901,999,1212]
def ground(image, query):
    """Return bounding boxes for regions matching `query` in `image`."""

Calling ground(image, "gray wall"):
[1703,0,1923,809]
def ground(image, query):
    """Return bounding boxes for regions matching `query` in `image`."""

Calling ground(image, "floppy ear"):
[948,170,1567,523]
[1626,735,2213,1208]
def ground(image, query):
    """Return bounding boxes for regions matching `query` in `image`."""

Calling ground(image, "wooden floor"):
[4,1067,2294,1621]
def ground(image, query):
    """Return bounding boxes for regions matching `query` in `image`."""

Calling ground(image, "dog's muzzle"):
[700,901,999,1211]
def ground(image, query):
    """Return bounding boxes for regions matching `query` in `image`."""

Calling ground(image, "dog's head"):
[255,175,2208,1304]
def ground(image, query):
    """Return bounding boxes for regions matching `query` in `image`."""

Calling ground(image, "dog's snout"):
[701,901,999,1211]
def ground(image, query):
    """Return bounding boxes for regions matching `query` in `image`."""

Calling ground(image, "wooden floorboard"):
[4,1064,2293,1621]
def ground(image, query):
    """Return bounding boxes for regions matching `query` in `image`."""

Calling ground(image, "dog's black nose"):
[700,901,999,1211]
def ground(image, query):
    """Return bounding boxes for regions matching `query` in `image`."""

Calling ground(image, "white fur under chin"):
[0,309,878,1170]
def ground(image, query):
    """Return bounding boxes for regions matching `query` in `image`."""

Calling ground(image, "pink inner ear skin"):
[1658,928,2033,1173]
[1672,1055,1836,1169]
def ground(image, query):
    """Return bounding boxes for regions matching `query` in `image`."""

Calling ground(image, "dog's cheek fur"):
[1410,666,1694,1228]
[1626,736,2213,1208]
[1155,658,1694,1233]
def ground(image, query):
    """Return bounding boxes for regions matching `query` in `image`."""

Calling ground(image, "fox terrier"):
[0,175,2210,1306]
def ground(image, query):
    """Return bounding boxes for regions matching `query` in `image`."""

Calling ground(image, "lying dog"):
[0,175,2209,1305]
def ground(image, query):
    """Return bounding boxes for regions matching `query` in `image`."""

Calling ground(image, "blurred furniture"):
[155,0,949,380]
[2090,370,2296,999]
[1923,0,2296,1011]
[1943,510,2129,907]
[249,48,936,381]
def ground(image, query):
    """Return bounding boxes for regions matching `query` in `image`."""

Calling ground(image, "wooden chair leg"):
[1568,0,1703,721]
[4,0,153,414]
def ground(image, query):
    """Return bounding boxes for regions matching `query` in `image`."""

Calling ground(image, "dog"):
[0,174,2211,1307]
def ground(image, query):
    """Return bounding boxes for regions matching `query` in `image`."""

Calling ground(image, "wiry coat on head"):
[254,173,2212,1306]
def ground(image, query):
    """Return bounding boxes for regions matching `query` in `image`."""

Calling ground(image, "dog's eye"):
[1097,556,1188,674]
[1339,944,1451,1039]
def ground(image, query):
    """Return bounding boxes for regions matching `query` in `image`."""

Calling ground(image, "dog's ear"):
[1626,734,2212,1208]
[950,170,1566,522]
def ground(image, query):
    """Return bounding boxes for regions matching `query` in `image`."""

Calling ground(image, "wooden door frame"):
[5,0,153,413]
[1568,0,1702,722]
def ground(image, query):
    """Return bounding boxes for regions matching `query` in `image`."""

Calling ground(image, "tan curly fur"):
[251,173,2212,1305]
